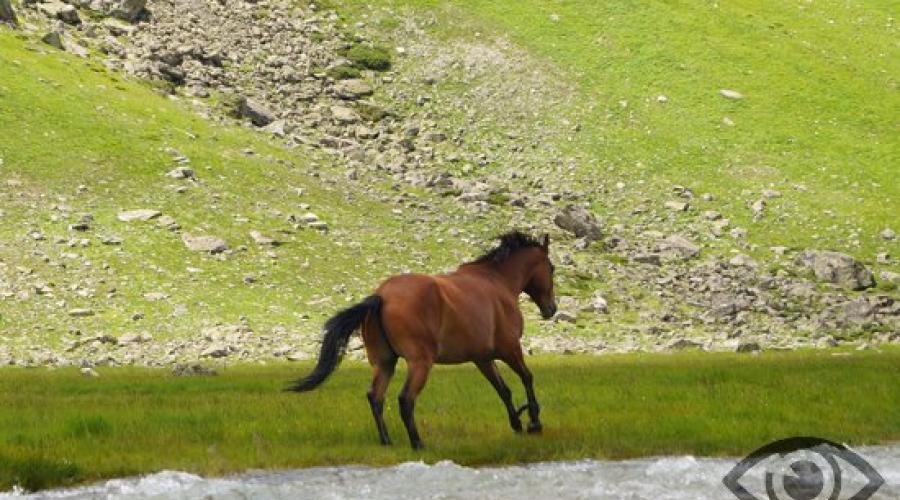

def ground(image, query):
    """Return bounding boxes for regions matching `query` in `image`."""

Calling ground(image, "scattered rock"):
[201,344,230,358]
[101,235,123,245]
[657,234,700,261]
[80,367,99,377]
[664,200,689,212]
[728,253,757,268]
[143,292,169,301]
[334,79,373,100]
[735,341,761,353]
[666,338,702,350]
[249,230,277,246]
[719,89,744,100]
[166,166,194,179]
[581,293,608,314]
[553,205,602,242]
[41,30,65,50]
[795,250,876,290]
[181,233,228,253]
[117,332,151,345]
[68,308,94,317]
[552,310,578,323]
[881,228,896,240]
[171,363,217,376]
[330,105,360,124]
[117,209,161,222]
[262,119,287,138]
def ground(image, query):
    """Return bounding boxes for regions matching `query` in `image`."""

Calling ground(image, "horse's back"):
[374,271,516,363]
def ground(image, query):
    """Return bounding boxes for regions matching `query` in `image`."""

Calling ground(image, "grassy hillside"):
[1,349,898,491]
[0,31,474,357]
[340,0,899,265]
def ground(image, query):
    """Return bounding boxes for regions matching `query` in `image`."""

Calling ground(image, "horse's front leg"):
[504,347,542,433]
[475,360,523,433]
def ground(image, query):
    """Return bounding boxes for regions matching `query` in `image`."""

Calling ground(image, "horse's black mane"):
[470,231,543,264]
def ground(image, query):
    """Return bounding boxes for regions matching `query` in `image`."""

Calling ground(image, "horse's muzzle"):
[540,303,557,320]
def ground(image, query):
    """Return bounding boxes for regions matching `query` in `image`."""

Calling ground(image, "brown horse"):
[288,231,557,449]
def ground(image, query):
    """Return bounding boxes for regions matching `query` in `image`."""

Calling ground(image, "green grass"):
[1,349,898,491]
[337,0,899,267]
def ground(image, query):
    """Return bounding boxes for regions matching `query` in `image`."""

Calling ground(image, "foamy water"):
[5,445,897,500]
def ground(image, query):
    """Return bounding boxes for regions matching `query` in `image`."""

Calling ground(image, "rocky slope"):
[1,0,898,368]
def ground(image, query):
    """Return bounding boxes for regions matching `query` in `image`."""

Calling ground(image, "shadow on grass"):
[0,454,82,492]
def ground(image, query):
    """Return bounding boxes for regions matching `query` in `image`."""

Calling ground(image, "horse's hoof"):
[380,439,392,446]
[527,422,543,434]
[410,441,425,450]
[510,420,523,433]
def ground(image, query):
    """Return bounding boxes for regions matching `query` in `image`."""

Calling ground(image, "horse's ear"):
[541,234,550,250]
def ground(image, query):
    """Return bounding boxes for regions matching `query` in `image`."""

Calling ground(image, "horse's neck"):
[493,251,535,294]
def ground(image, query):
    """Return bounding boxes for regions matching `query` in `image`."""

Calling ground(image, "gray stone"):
[80,367,99,377]
[728,253,757,268]
[330,105,360,124]
[795,250,875,290]
[262,119,287,138]
[664,200,689,212]
[68,308,95,317]
[171,363,217,376]
[552,310,578,323]
[117,209,161,222]
[238,98,275,126]
[42,30,65,50]
[249,230,276,246]
[117,332,151,345]
[1,0,18,26]
[581,293,608,313]
[657,234,700,261]
[334,79,373,100]
[182,233,228,253]
[143,292,169,301]
[736,341,761,353]
[201,344,230,358]
[166,166,194,179]
[666,338,702,350]
[719,89,744,100]
[881,228,896,240]
[553,205,602,242]
[39,2,81,24]
[107,0,145,22]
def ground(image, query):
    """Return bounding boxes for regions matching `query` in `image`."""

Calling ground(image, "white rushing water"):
[4,445,897,500]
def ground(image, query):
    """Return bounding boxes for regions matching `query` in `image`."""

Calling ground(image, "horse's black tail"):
[286,295,382,392]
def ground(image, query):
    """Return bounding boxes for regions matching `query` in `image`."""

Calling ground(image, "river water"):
[5,445,898,500]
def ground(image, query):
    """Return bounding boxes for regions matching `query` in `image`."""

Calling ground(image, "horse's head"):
[524,234,557,319]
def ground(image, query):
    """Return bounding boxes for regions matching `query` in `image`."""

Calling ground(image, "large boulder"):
[795,250,875,290]
[39,1,81,25]
[107,0,145,22]
[554,205,602,242]
[237,97,275,127]
[0,0,18,26]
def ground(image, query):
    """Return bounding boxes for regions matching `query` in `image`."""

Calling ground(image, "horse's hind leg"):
[367,358,397,445]
[475,360,522,433]
[503,348,542,434]
[398,359,432,449]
